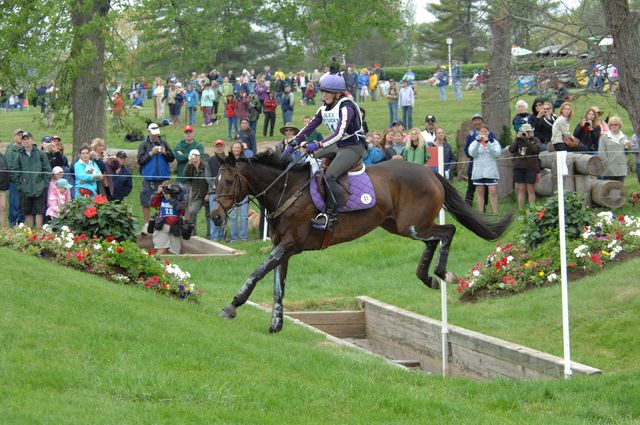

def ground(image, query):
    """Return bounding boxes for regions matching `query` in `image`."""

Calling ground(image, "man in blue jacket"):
[137,122,175,233]
[110,151,133,201]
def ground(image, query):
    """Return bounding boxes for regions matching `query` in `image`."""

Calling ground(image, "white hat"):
[147,123,160,135]
[189,149,201,157]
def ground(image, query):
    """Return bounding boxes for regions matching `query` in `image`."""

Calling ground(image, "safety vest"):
[320,97,365,144]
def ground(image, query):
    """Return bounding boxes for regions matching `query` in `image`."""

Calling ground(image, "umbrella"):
[511,46,533,56]
[535,45,574,57]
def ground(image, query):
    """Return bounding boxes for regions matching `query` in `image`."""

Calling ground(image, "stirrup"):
[311,212,337,230]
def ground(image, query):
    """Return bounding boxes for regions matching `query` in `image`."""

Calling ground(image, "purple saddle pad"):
[310,166,376,212]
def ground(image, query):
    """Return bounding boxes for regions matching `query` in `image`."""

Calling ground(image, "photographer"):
[468,124,501,215]
[137,123,175,233]
[572,108,601,153]
[149,182,186,255]
[509,124,541,209]
[184,149,208,237]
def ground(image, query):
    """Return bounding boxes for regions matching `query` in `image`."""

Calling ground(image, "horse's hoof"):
[269,320,283,333]
[445,272,458,284]
[220,305,237,319]
[421,276,440,290]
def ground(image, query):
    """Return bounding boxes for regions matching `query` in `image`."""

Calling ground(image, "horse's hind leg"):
[409,224,456,288]
[433,224,456,281]
[416,239,440,289]
[269,260,289,333]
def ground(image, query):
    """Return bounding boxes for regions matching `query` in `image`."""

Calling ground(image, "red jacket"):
[263,98,278,113]
[225,99,237,118]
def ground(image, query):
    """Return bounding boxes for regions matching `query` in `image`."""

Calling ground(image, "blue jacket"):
[357,74,369,89]
[137,137,175,181]
[465,128,497,175]
[363,146,385,165]
[184,89,199,108]
[111,167,133,201]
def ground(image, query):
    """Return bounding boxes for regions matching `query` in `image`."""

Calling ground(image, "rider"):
[284,74,367,229]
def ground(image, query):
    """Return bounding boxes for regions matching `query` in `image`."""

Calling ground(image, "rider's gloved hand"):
[283,144,295,157]
[307,142,320,154]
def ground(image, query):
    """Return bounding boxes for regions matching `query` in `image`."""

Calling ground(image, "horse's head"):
[211,153,249,226]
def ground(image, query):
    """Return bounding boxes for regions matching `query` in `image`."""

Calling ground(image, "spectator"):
[153,77,165,120]
[373,64,385,99]
[437,66,448,102]
[573,108,602,153]
[235,89,251,123]
[329,57,340,74]
[5,129,25,225]
[45,178,72,221]
[167,82,182,128]
[421,114,437,145]
[10,132,52,228]
[430,128,455,179]
[552,80,570,109]
[357,68,369,102]
[464,113,496,207]
[112,92,125,128]
[184,149,209,236]
[129,92,143,109]
[248,92,262,134]
[47,166,66,202]
[368,69,378,101]
[184,83,199,126]
[90,138,110,197]
[201,82,215,126]
[110,151,133,201]
[598,116,631,182]
[237,118,257,155]
[281,85,294,124]
[512,99,533,133]
[276,122,299,154]
[174,125,204,185]
[509,123,540,209]
[206,140,226,241]
[533,100,555,150]
[363,131,385,165]
[263,91,278,139]
[452,60,463,102]
[468,124,501,214]
[398,79,414,129]
[631,133,640,184]
[0,150,8,228]
[255,78,269,105]
[386,79,399,128]
[302,82,316,105]
[381,128,395,153]
[344,67,358,97]
[301,115,323,143]
[137,122,175,232]
[402,68,416,86]
[224,94,238,140]
[551,102,574,151]
[74,144,103,198]
[150,182,186,255]
[385,129,406,160]
[228,142,249,242]
[47,135,69,170]
[403,128,430,165]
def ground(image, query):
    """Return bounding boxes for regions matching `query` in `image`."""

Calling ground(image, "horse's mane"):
[243,149,310,172]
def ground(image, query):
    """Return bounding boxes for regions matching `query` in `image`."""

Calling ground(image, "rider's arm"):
[293,108,323,145]
[317,103,355,149]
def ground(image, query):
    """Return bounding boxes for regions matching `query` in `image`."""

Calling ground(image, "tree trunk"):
[71,0,110,154]
[481,5,511,144]
[601,0,640,139]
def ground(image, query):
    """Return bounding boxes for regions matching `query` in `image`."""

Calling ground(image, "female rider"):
[284,74,367,229]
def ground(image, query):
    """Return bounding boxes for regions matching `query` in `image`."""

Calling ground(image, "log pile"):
[534,152,625,208]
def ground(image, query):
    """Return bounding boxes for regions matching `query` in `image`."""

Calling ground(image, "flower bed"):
[0,224,202,302]
[458,212,640,301]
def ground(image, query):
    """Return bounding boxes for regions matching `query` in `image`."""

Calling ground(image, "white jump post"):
[262,215,269,241]
[556,151,572,378]
[437,146,448,377]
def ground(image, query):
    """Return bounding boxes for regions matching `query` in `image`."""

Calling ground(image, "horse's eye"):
[224,179,234,185]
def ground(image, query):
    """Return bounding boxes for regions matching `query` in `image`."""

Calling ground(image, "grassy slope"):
[2,248,639,424]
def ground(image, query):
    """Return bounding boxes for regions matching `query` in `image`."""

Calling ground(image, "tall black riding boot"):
[311,179,338,229]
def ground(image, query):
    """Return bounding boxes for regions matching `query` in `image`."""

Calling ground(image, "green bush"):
[53,195,138,242]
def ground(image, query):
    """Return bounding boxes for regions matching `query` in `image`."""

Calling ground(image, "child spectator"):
[46,178,72,221]
[110,151,133,201]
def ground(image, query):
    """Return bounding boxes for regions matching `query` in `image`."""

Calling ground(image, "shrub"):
[53,195,137,242]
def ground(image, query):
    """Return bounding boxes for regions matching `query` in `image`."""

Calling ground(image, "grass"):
[2,247,640,424]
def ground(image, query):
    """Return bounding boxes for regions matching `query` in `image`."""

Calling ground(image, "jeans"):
[263,112,276,137]
[249,120,257,134]
[283,109,293,124]
[187,106,197,125]
[209,196,224,240]
[227,116,238,139]
[453,81,462,101]
[401,105,413,129]
[439,85,446,101]
[202,106,212,125]
[8,182,23,225]
[388,102,398,127]
[229,197,249,241]
[188,196,210,237]
[636,164,640,184]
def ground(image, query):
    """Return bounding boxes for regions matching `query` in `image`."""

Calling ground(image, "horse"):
[212,150,513,333]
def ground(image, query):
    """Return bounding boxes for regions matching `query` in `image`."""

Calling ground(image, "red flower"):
[161,283,168,290]
[618,215,626,223]
[569,261,576,268]
[147,249,156,256]
[590,253,603,266]
[144,282,153,288]
[92,194,108,204]
[79,234,87,241]
[84,207,97,219]
[501,257,508,266]
[164,259,171,265]
[76,254,84,262]
[105,235,115,243]
[30,235,38,241]
[116,247,124,253]
[616,233,623,240]
[152,276,160,283]
[537,209,545,220]
[495,262,501,270]
[457,286,462,293]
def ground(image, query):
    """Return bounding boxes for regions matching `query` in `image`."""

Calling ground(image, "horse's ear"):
[227,151,237,167]
[215,152,227,164]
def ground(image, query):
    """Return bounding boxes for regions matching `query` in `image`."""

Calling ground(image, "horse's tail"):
[435,172,513,240]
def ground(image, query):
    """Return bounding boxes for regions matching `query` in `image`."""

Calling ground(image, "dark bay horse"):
[212,150,512,332]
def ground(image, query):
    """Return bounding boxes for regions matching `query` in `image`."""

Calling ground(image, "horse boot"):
[311,178,338,229]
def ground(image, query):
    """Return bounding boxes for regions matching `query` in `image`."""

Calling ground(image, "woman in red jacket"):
[262,91,278,139]
[224,94,238,140]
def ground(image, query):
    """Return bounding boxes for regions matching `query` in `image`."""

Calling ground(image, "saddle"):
[310,160,376,212]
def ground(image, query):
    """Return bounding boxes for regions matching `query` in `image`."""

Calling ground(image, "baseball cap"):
[189,149,201,157]
[215,140,225,146]
[147,123,160,135]
[183,125,193,133]
[55,178,73,190]
[41,136,52,144]
[392,120,404,127]
[52,135,61,141]
[471,113,484,121]
[425,115,436,122]
[13,128,24,135]
[21,131,33,139]
[520,124,534,132]
[52,166,64,174]
[116,151,127,158]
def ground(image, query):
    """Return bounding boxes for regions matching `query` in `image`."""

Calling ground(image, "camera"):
[585,120,592,127]
[163,184,180,196]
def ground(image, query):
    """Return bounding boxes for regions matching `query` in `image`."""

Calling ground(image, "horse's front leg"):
[269,260,289,333]
[220,244,291,320]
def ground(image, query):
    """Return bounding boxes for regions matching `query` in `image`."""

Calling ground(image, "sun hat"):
[147,123,160,135]
[280,122,300,135]
[55,178,72,190]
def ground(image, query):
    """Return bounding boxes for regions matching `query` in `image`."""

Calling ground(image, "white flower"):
[630,230,640,237]
[597,211,614,224]
[18,223,25,229]
[507,255,514,263]
[64,241,74,249]
[61,225,70,233]
[496,246,502,253]
[573,245,589,258]
[42,224,51,231]
[472,270,480,277]
[107,246,113,253]
[547,273,558,282]
[93,244,101,250]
